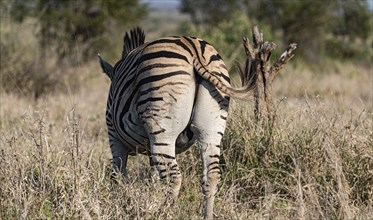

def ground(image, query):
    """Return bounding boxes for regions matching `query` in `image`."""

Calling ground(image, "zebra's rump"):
[108,35,231,156]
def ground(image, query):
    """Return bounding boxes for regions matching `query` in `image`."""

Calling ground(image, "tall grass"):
[1,59,372,219]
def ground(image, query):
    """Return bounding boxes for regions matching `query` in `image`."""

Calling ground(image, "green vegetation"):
[5,0,147,61]
[181,0,372,64]
[0,0,147,98]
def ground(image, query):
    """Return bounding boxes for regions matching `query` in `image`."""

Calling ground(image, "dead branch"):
[240,26,297,127]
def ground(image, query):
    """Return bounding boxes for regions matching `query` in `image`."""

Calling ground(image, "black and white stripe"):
[98,27,254,219]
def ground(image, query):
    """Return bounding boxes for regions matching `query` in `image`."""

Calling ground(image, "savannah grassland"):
[1,10,373,220]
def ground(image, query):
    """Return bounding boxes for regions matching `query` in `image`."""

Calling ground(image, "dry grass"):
[1,59,372,219]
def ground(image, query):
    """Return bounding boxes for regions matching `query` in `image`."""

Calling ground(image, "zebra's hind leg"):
[150,142,182,199]
[197,136,222,220]
[191,80,229,219]
[110,138,129,178]
[143,118,190,199]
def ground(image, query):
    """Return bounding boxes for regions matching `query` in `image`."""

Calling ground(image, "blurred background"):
[0,0,372,99]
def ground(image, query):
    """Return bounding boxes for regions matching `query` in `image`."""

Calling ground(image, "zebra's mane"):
[122,27,146,58]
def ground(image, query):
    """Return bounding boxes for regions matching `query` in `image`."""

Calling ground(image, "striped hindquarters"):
[107,36,231,154]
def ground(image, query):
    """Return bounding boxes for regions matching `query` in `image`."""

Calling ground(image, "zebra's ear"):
[98,54,114,80]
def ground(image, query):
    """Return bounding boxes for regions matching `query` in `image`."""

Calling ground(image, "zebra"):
[98,27,255,219]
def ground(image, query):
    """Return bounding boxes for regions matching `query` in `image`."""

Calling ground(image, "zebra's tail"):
[193,59,257,101]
